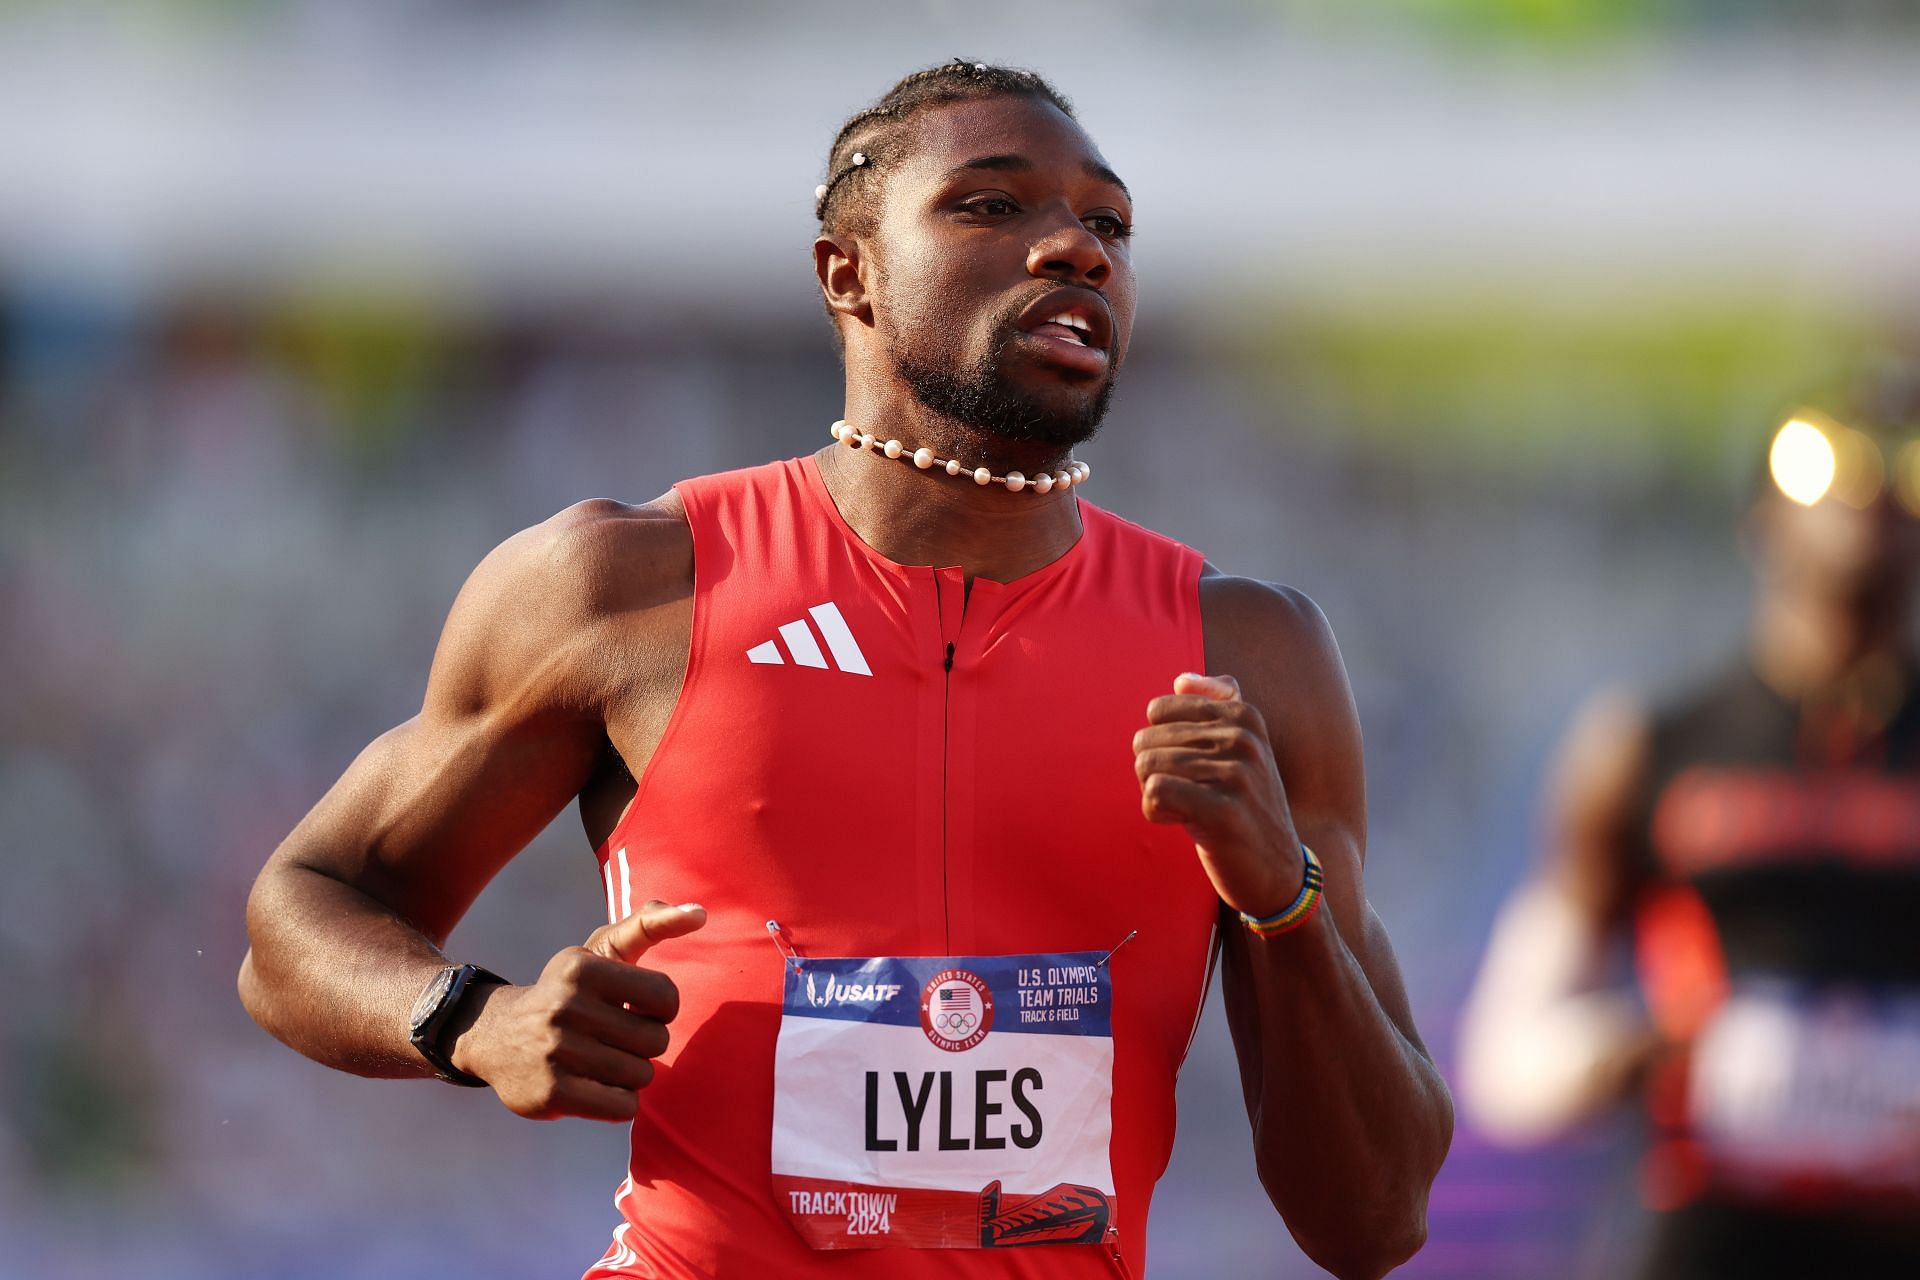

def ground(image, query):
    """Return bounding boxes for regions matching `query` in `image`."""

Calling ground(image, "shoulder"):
[1538,685,1658,918]
[427,493,692,715]
[1563,685,1655,755]
[464,492,691,621]
[1198,569,1360,763]
[1548,686,1656,816]
[1197,571,1370,851]
[1198,569,1341,680]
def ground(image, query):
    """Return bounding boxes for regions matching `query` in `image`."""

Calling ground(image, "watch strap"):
[409,963,505,1087]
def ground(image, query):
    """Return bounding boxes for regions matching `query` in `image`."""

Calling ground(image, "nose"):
[1026,211,1111,289]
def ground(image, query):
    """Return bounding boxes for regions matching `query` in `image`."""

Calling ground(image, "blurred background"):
[4,1,1919,1276]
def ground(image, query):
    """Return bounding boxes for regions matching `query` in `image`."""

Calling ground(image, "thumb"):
[585,899,707,963]
[1174,671,1241,702]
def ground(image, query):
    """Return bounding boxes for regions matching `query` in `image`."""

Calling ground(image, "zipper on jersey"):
[932,571,964,954]
[940,632,955,953]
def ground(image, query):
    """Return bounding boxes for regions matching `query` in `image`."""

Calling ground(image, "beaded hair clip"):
[814,62,992,215]
[813,151,868,211]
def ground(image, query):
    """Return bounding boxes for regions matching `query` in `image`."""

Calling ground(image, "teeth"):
[1037,312,1093,345]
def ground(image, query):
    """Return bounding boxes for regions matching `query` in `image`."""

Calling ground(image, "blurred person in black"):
[1458,368,1920,1276]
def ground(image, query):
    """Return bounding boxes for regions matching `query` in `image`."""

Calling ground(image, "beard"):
[891,312,1116,458]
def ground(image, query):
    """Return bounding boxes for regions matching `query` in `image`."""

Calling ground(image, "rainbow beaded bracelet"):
[1237,845,1325,937]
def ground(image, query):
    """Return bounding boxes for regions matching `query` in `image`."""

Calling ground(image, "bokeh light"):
[1770,418,1839,506]
[1895,441,1920,518]
[1830,426,1886,508]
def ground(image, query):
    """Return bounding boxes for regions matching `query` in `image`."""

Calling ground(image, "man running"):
[1459,376,1920,1276]
[239,61,1450,1279]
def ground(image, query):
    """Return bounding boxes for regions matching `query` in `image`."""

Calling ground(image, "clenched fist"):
[1133,672,1305,919]
[448,899,706,1121]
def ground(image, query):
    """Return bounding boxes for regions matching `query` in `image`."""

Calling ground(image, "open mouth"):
[1013,290,1114,371]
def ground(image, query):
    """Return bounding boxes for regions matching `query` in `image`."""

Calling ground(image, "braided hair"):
[814,59,1075,238]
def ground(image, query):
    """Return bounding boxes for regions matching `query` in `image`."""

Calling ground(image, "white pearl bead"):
[1054,470,1072,489]
[1005,470,1026,493]
[883,438,903,459]
[857,432,874,450]
[829,420,847,441]
[913,448,935,469]
[1075,461,1091,480]
[945,459,963,475]
[1033,473,1053,494]
[973,467,992,485]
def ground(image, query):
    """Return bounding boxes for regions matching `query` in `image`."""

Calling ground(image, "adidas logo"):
[746,601,872,676]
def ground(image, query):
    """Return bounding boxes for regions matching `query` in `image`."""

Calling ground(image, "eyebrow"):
[944,153,1131,200]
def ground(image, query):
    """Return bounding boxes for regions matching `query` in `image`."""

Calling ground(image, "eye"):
[959,194,1020,218]
[1084,212,1133,241]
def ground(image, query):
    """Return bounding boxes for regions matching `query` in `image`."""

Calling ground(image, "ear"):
[814,234,872,327]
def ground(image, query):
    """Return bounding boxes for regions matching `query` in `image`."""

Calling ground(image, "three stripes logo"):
[745,601,871,676]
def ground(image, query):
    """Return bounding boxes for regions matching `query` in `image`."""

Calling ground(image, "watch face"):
[410,966,457,1030]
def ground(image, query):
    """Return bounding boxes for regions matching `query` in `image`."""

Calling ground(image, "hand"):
[1134,672,1304,919]
[448,899,707,1121]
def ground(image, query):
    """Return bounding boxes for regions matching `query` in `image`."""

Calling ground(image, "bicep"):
[266,516,617,942]
[1211,580,1370,946]
[275,704,601,944]
[1208,578,1425,1047]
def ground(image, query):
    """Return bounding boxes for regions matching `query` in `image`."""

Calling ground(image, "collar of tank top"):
[827,420,1090,495]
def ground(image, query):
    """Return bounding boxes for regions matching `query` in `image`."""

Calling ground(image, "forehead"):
[895,95,1116,189]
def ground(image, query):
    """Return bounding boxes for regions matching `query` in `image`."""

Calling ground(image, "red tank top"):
[584,456,1219,1279]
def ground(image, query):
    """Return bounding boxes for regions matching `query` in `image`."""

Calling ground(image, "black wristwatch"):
[408,963,506,1087]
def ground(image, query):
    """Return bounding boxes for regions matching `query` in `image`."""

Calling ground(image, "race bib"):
[1689,982,1920,1194]
[770,950,1117,1251]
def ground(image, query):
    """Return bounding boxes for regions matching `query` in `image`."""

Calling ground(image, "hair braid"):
[813,59,1074,235]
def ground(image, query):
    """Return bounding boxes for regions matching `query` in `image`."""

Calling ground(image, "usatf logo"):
[920,968,994,1052]
[804,972,904,1008]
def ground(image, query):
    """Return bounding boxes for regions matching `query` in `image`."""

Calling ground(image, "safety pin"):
[1098,930,1137,967]
[765,919,803,963]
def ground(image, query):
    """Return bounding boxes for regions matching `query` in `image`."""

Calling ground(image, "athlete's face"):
[865,95,1135,449]
[1756,487,1920,602]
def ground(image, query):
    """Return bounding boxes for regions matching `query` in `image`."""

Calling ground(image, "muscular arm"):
[237,497,694,1109]
[1135,576,1451,1280]
[1456,690,1659,1144]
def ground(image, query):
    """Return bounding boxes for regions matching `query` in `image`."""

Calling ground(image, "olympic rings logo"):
[920,968,995,1052]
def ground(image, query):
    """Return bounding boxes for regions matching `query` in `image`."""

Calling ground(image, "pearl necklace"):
[828,420,1090,494]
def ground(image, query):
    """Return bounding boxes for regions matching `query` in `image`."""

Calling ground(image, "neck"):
[813,429,1085,587]
[1750,579,1909,705]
